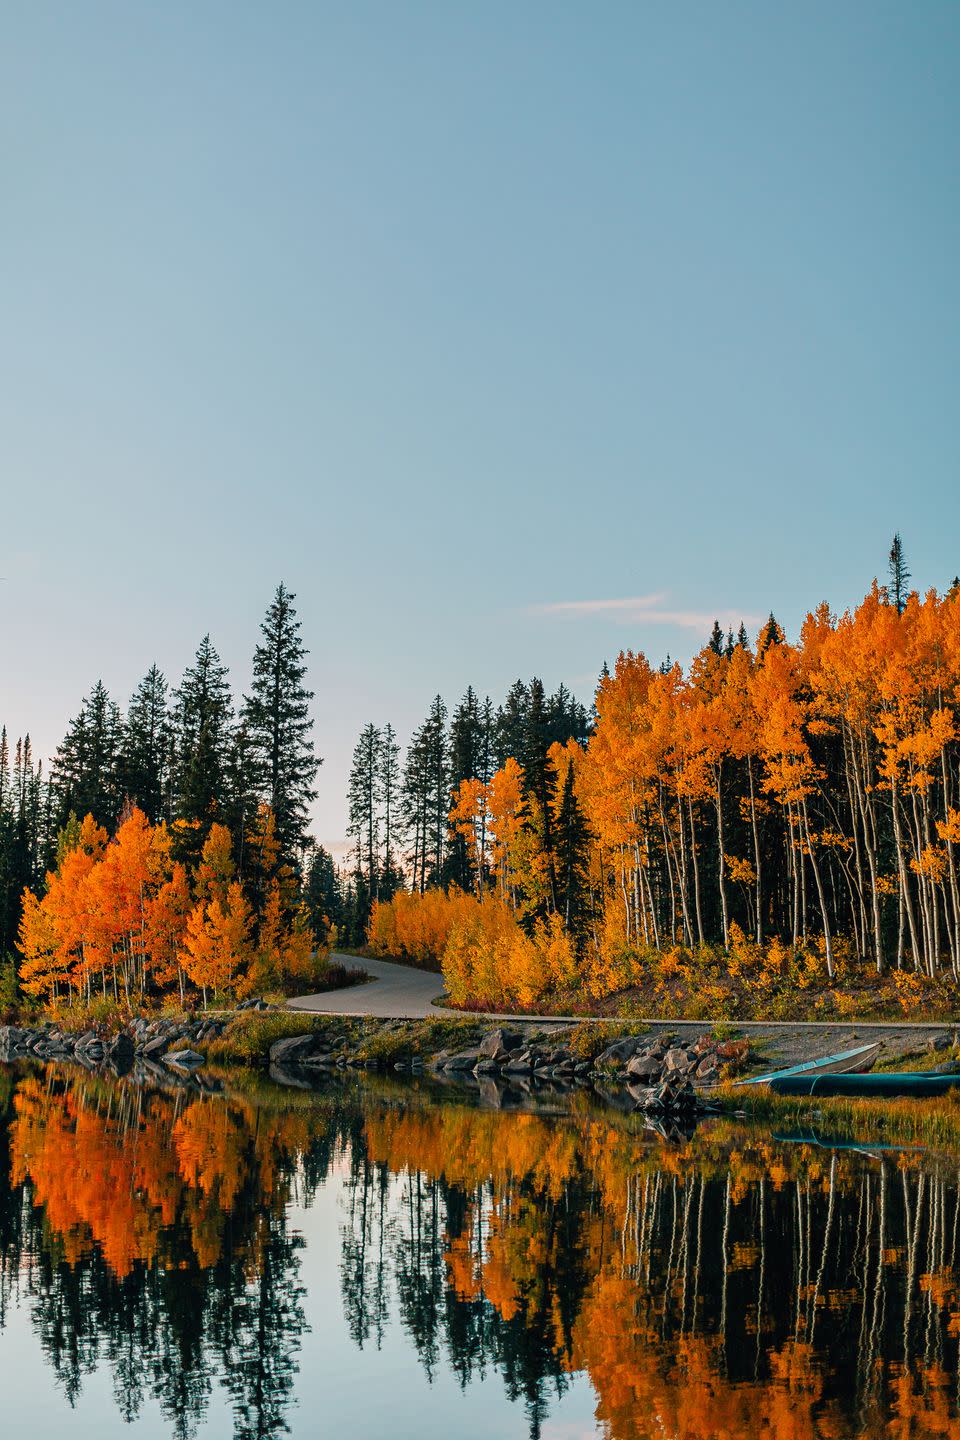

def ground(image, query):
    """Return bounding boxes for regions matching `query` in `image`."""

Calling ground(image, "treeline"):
[336,680,590,941]
[364,542,960,1008]
[18,807,322,1005]
[2,584,328,1003]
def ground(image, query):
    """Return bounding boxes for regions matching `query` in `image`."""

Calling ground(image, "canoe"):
[743,1041,882,1087]
[771,1072,960,1099]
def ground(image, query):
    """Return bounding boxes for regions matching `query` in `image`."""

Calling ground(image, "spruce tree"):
[347,724,380,902]
[555,764,591,943]
[119,664,170,822]
[521,678,558,914]
[173,635,233,835]
[377,722,402,898]
[305,846,342,942]
[496,681,529,766]
[888,533,911,615]
[241,584,319,863]
[448,688,483,888]
[52,681,122,827]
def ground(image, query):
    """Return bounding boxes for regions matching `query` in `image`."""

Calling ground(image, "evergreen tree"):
[241,585,319,864]
[555,765,591,944]
[347,724,380,903]
[119,665,170,822]
[173,635,233,836]
[707,619,725,656]
[401,722,431,893]
[305,846,342,941]
[52,681,121,827]
[521,679,558,915]
[888,532,911,615]
[496,681,529,766]
[377,722,402,898]
[755,612,784,659]
[423,696,449,888]
[447,688,484,888]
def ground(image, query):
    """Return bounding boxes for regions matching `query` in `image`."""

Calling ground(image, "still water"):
[0,1062,958,1439]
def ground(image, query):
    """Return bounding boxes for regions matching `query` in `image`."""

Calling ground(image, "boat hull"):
[771,1072,960,1099]
[744,1041,882,1087]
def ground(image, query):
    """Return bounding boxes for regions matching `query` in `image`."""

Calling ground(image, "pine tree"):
[521,678,558,914]
[347,724,380,902]
[555,763,591,943]
[423,696,449,887]
[756,612,784,659]
[377,722,402,898]
[401,722,431,893]
[241,584,319,864]
[305,846,342,942]
[119,665,170,822]
[496,681,529,766]
[448,688,483,888]
[708,619,725,656]
[52,681,122,827]
[173,635,233,836]
[888,533,911,615]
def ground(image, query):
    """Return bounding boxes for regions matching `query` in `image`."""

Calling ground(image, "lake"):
[0,1061,958,1439]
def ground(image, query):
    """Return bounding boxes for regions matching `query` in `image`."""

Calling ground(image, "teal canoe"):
[771,1072,960,1099]
[743,1041,882,1086]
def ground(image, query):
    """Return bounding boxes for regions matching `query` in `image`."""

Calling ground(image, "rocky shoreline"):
[0,1015,232,1074]
[269,1024,746,1116]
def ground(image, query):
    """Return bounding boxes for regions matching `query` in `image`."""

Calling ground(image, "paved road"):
[287,957,959,1067]
[287,954,454,1018]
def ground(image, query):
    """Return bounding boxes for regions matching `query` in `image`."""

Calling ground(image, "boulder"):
[269,1034,319,1067]
[594,1037,641,1069]
[441,1049,482,1071]
[626,1054,662,1080]
[479,1028,522,1060]
[663,1047,696,1075]
[107,1032,135,1071]
[695,1056,720,1083]
[143,1035,171,1058]
[165,1049,205,1068]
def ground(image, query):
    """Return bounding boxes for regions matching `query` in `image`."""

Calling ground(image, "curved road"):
[288,957,960,1067]
[288,954,454,1018]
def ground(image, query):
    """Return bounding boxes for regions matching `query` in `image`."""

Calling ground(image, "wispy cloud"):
[531,593,761,633]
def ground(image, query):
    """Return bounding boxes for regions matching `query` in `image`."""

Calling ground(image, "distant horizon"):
[2,549,954,858]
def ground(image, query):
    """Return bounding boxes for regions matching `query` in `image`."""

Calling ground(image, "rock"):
[107,1032,135,1071]
[143,1035,171,1058]
[695,1056,720,1083]
[441,1049,482,1071]
[479,1028,523,1060]
[165,1049,204,1068]
[663,1047,696,1076]
[502,1049,535,1073]
[594,1037,641,1069]
[269,1034,319,1067]
[626,1054,662,1080]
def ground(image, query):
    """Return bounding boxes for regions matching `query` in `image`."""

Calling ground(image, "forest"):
[5,542,960,1018]
[354,542,960,1017]
[1,584,330,1007]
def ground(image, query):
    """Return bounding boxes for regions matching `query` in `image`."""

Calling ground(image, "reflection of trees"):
[4,1065,960,1440]
[0,1070,333,1440]
[343,1100,960,1440]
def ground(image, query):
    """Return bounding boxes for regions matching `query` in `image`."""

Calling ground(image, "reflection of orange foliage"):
[9,1075,317,1280]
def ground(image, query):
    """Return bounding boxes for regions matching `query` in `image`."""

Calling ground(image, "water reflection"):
[0,1064,959,1438]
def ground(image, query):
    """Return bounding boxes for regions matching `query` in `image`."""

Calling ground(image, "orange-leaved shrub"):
[368,889,578,1010]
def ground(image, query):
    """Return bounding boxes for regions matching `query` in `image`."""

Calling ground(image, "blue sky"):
[2,2,958,852]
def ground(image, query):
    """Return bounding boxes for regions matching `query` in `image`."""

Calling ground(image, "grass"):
[717,1079,960,1150]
